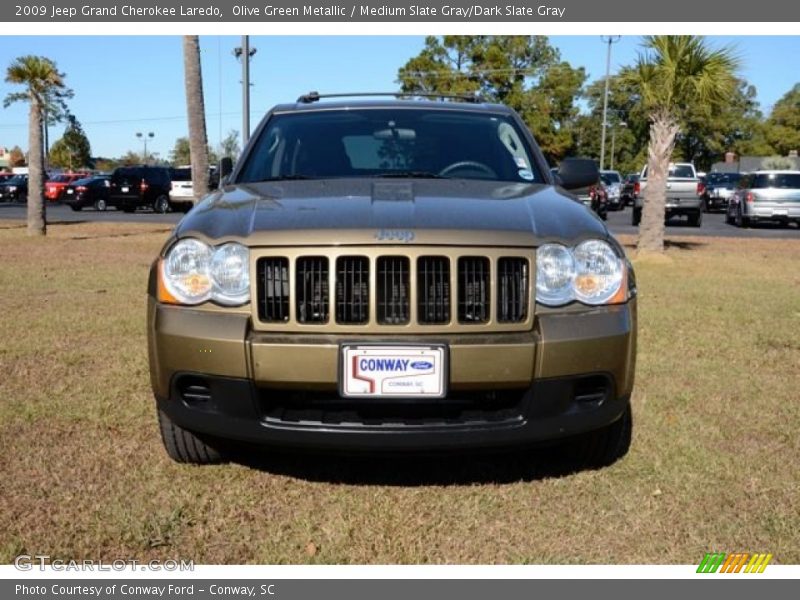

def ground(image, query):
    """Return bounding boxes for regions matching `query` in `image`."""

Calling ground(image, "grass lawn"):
[0,219,798,564]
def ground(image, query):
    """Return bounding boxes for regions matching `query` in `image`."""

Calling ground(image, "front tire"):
[94,198,107,211]
[157,408,224,464]
[567,404,632,469]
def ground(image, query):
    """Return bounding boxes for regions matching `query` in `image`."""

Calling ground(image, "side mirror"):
[219,157,234,184]
[557,158,599,190]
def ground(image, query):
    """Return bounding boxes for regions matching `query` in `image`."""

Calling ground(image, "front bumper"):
[148,294,637,451]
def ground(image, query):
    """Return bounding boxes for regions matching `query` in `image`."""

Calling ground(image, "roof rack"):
[296,91,485,104]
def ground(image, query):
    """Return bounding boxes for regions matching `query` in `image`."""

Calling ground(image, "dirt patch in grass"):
[1,221,798,564]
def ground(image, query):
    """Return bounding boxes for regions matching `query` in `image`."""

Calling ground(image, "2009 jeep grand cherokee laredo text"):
[147,93,637,466]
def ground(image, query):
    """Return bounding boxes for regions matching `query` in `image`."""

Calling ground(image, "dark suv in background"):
[109,165,172,213]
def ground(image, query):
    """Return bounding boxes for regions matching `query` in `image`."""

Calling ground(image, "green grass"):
[0,221,798,564]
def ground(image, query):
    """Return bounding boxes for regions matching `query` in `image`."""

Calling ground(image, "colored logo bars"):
[697,552,772,573]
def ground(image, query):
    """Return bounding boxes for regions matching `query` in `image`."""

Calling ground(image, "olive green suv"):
[147,93,637,465]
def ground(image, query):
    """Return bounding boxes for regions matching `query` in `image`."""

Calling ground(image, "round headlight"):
[163,239,213,304]
[572,240,624,305]
[210,243,250,305]
[535,244,575,306]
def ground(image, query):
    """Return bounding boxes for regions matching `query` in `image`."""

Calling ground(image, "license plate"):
[121,186,129,193]
[340,344,447,398]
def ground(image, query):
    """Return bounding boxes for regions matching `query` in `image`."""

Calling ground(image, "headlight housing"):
[159,239,250,306]
[536,240,626,306]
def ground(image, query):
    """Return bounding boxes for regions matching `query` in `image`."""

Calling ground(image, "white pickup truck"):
[632,162,703,227]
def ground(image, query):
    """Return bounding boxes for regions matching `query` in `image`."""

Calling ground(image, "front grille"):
[336,256,369,324]
[417,256,450,324]
[296,257,329,323]
[257,257,290,322]
[497,257,529,323]
[377,256,410,324]
[458,257,490,323]
[255,250,532,330]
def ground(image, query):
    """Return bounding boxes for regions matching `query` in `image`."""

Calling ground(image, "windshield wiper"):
[376,171,444,179]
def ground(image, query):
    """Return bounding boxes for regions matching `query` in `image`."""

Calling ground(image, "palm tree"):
[624,37,739,253]
[182,36,210,204]
[4,56,73,236]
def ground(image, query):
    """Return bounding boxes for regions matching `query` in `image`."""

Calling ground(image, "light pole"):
[610,121,627,171]
[599,36,621,171]
[136,132,154,164]
[234,37,257,146]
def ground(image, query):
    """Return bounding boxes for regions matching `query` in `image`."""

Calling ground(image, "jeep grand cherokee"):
[147,93,637,465]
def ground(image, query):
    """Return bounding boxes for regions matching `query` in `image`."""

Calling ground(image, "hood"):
[175,179,609,247]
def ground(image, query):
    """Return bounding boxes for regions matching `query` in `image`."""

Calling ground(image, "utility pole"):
[599,36,621,171]
[234,36,257,146]
[610,122,627,171]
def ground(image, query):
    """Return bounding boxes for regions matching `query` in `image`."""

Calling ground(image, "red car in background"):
[45,172,91,202]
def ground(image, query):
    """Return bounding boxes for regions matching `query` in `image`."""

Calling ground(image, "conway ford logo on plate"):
[341,345,446,398]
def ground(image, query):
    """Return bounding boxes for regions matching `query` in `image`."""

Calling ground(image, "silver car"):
[726,171,800,228]
[600,170,623,211]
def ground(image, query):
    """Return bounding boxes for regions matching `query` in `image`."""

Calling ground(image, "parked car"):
[701,172,741,213]
[148,93,637,465]
[63,176,111,211]
[633,162,703,227]
[599,170,624,210]
[0,172,14,184]
[0,174,28,202]
[621,173,640,206]
[108,165,172,213]
[168,166,220,212]
[726,170,800,228]
[558,165,607,220]
[45,172,92,203]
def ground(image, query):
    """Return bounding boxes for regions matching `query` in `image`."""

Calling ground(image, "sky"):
[0,35,797,160]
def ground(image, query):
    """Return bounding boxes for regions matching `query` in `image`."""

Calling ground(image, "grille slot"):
[296,257,329,324]
[417,256,451,324]
[257,257,290,322]
[336,256,369,324]
[497,257,529,323]
[377,256,410,324]
[457,257,490,323]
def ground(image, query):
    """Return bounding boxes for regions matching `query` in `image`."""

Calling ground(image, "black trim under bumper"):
[156,372,630,452]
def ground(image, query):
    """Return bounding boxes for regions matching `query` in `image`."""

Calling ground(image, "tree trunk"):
[183,35,210,203]
[27,96,46,237]
[637,110,679,254]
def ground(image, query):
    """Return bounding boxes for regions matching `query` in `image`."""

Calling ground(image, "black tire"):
[631,207,641,226]
[567,404,632,469]
[153,195,170,214]
[69,204,82,212]
[122,205,136,213]
[689,210,703,227]
[735,209,749,228]
[94,198,107,211]
[725,210,734,225]
[157,408,223,464]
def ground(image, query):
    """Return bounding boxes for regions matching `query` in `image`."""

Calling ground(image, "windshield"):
[600,172,621,184]
[751,173,800,189]
[52,175,72,183]
[708,173,740,184]
[7,176,26,184]
[170,168,192,181]
[237,107,542,184]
